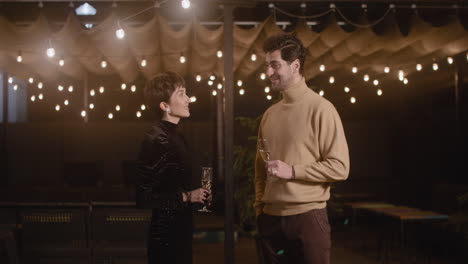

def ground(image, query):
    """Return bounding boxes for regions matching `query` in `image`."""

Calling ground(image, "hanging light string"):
[273,6,333,19]
[334,7,393,28]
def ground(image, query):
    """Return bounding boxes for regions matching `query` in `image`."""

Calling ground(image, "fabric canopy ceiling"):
[1,10,467,91]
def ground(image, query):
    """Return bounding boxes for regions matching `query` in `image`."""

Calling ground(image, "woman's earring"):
[166,108,171,114]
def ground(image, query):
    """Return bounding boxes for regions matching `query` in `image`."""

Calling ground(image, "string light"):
[90,89,95,96]
[403,78,409,84]
[141,58,147,67]
[59,58,65,66]
[264,86,270,93]
[99,86,105,93]
[115,27,125,39]
[55,105,61,111]
[447,57,453,65]
[140,104,146,111]
[237,80,243,87]
[416,64,422,71]
[115,105,121,111]
[329,76,335,84]
[319,64,325,72]
[217,50,223,58]
[68,85,74,92]
[190,96,197,102]
[17,51,23,63]
[101,59,107,68]
[344,86,350,93]
[46,42,55,58]
[8,77,13,84]
[398,69,404,81]
[108,113,113,119]
[377,89,383,96]
[266,95,272,100]
[181,0,190,9]
[13,84,18,91]
[37,82,43,89]
[350,97,356,104]
[64,99,69,106]
[136,111,142,118]
[260,73,266,80]
[239,89,245,95]
[209,74,216,81]
[121,83,126,90]
[38,93,44,100]
[384,66,390,73]
[217,83,223,90]
[29,77,34,84]
[212,90,217,96]
[352,66,358,74]
[432,62,439,71]
[179,53,186,64]
[251,54,257,61]
[58,85,64,92]
[363,74,369,82]
[89,103,95,109]
[319,90,325,96]
[81,110,87,117]
[373,79,379,86]
[196,74,202,82]
[208,80,214,86]
[131,85,136,92]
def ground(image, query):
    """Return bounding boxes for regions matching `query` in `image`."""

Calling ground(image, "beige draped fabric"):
[0,12,467,90]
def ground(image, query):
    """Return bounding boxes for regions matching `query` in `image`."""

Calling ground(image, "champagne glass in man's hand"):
[258,138,278,182]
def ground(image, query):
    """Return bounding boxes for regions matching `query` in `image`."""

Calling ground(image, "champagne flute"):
[258,138,278,182]
[198,167,213,212]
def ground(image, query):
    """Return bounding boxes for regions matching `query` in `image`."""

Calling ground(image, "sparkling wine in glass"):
[198,167,213,212]
[258,138,277,182]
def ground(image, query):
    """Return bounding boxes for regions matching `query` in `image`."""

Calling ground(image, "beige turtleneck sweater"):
[254,79,350,216]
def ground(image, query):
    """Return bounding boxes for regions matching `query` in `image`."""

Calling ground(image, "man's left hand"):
[266,160,294,180]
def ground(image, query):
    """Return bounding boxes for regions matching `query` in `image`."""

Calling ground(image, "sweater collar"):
[159,120,178,133]
[281,78,309,104]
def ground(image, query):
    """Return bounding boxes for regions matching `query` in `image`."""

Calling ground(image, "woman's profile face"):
[166,86,190,119]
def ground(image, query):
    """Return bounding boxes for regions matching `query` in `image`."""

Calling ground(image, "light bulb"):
[37,82,43,89]
[90,89,95,96]
[64,99,69,106]
[350,97,356,104]
[196,74,202,82]
[89,103,94,109]
[55,105,61,111]
[384,66,390,73]
[319,64,325,72]
[141,59,147,67]
[29,77,34,84]
[319,90,325,96]
[398,70,404,81]
[131,85,136,92]
[373,79,379,86]
[136,111,142,118]
[237,80,243,87]
[8,77,13,84]
[217,50,223,58]
[329,76,335,84]
[46,47,55,58]
[251,54,257,61]
[432,62,439,71]
[210,75,216,81]
[99,86,105,93]
[212,90,217,96]
[108,113,113,119]
[344,86,350,93]
[267,95,272,100]
[58,85,64,91]
[352,66,358,73]
[403,78,409,84]
[239,89,245,95]
[363,74,369,82]
[179,54,186,64]
[416,64,422,71]
[68,85,74,92]
[217,83,223,90]
[377,89,383,96]
[13,84,18,91]
[141,104,146,111]
[38,93,43,100]
[121,83,126,90]
[115,28,125,39]
[447,57,453,65]
[101,60,107,68]
[115,105,121,111]
[208,80,214,86]
[17,51,23,63]
[260,73,266,80]
[264,87,270,93]
[81,110,87,117]
[181,0,190,9]
[190,96,197,103]
[59,59,65,66]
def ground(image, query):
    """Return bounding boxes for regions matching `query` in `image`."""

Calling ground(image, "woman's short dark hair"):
[262,34,306,75]
[144,71,185,118]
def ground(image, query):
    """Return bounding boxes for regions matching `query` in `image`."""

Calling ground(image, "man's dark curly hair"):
[262,34,306,75]
[144,71,185,119]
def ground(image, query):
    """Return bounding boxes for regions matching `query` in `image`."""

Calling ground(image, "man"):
[254,34,350,264]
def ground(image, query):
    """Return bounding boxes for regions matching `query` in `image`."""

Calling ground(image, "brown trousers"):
[257,208,331,264]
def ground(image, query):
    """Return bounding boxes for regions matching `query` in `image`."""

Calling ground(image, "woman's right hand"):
[185,188,211,204]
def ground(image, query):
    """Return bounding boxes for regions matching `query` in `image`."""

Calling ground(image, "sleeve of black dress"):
[135,135,187,210]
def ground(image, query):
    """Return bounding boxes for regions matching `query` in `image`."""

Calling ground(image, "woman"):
[136,71,210,264]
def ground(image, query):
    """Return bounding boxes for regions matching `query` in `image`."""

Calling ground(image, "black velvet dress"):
[136,120,193,264]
